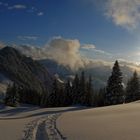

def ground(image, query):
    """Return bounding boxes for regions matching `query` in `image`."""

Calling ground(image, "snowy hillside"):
[58,102,140,140]
[1,102,140,140]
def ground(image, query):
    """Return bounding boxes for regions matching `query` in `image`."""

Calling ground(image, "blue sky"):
[1,0,140,62]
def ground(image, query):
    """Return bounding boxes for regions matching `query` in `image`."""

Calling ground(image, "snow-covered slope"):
[1,102,140,140]
[0,105,77,140]
[57,102,140,140]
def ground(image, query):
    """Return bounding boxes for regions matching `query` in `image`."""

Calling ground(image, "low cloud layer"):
[105,0,140,30]
[3,37,140,73]
[81,44,96,50]
[10,37,140,72]
[10,37,119,70]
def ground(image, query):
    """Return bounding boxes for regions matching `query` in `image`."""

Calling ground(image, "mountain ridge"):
[0,46,53,100]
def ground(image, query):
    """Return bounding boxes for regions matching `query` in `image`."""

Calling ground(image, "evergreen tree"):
[64,79,72,106]
[85,75,93,106]
[72,74,80,104]
[58,87,66,106]
[79,71,86,105]
[48,79,59,107]
[125,71,140,103]
[97,88,106,106]
[105,60,124,105]
[40,88,49,107]
[19,85,42,105]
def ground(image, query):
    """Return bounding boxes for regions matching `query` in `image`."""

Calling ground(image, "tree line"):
[4,60,140,107]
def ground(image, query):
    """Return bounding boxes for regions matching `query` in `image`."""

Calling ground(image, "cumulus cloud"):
[46,38,85,70]
[8,4,26,10]
[17,36,38,40]
[105,0,140,29]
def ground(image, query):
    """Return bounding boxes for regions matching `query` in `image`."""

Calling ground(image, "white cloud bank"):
[105,0,140,30]
[11,37,112,70]
[2,37,140,72]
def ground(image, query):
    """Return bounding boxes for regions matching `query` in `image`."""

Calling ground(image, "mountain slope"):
[0,47,53,98]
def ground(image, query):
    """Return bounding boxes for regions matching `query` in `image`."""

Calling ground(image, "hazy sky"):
[1,0,140,63]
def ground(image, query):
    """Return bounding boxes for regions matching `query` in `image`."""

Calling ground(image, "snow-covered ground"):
[1,102,140,140]
[58,102,140,140]
[0,104,81,140]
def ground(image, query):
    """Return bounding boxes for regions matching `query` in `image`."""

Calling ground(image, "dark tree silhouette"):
[5,83,19,107]
[125,71,140,103]
[85,75,93,106]
[105,60,124,105]
[72,74,80,104]
[79,71,86,105]
[64,79,72,106]
[48,79,59,107]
